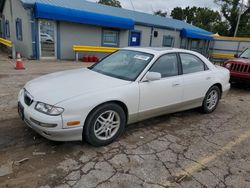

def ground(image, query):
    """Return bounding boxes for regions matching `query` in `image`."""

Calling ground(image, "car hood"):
[25,68,131,105]
[227,58,250,64]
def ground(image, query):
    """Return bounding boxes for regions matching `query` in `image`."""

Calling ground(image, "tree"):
[171,7,185,20]
[154,10,167,17]
[98,0,122,8]
[215,0,250,36]
[171,6,229,35]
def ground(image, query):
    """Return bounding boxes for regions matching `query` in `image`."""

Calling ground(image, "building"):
[0,0,213,60]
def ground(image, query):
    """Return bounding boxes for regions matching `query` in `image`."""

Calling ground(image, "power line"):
[129,0,135,10]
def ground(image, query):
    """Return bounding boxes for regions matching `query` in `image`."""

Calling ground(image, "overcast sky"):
[87,0,219,14]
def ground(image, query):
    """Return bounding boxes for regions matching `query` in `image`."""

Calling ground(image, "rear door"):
[179,53,213,103]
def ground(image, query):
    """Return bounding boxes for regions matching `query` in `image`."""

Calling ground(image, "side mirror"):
[234,54,239,58]
[146,72,162,81]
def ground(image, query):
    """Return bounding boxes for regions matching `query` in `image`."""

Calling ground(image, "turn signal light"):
[67,121,81,126]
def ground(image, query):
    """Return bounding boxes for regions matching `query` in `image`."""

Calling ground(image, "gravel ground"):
[0,52,250,188]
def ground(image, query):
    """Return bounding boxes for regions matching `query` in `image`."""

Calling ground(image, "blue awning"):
[180,28,213,40]
[34,3,134,30]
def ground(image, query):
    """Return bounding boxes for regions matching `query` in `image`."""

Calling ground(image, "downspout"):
[28,7,38,59]
[149,26,154,47]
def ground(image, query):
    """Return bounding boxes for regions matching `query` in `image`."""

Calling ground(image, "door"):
[39,20,57,59]
[179,53,213,102]
[130,31,141,46]
[139,53,182,119]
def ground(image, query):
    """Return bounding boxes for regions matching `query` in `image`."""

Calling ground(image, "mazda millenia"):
[18,48,230,146]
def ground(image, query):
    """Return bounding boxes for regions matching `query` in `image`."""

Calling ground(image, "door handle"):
[172,83,180,87]
[206,77,212,80]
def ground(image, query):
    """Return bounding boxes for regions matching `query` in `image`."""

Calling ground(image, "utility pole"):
[234,0,244,37]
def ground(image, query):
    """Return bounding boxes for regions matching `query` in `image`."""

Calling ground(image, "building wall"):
[211,39,250,55]
[2,0,33,58]
[151,28,180,48]
[59,22,131,59]
[59,22,182,60]
[134,25,152,47]
[60,22,102,59]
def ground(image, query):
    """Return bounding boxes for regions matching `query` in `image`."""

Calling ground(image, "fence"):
[0,37,15,59]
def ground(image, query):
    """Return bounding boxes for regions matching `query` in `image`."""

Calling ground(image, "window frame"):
[16,18,23,41]
[5,20,10,38]
[145,52,182,80]
[178,52,209,75]
[102,29,119,47]
[162,35,175,47]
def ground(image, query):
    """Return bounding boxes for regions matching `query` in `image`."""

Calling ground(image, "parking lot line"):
[174,129,250,182]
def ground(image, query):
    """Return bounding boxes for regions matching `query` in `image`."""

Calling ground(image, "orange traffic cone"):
[15,53,25,70]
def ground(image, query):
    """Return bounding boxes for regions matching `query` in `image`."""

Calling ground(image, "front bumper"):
[230,72,250,83]
[18,89,83,142]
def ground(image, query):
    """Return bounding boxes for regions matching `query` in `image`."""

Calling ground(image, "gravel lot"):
[0,52,250,188]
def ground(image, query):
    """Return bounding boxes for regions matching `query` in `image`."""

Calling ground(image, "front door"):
[130,31,141,46]
[39,20,57,59]
[139,53,183,120]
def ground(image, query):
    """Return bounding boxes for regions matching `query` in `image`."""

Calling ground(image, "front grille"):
[24,90,33,106]
[230,63,250,73]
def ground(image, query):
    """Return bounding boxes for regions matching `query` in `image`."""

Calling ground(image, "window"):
[180,53,207,74]
[16,18,22,41]
[150,53,178,78]
[163,36,174,47]
[102,29,119,47]
[5,20,10,38]
[180,38,187,49]
[191,40,199,50]
[90,50,153,81]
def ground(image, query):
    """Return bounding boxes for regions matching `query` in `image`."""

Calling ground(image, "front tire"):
[83,103,126,147]
[202,86,221,113]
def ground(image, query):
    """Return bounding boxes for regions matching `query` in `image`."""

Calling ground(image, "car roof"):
[123,47,195,55]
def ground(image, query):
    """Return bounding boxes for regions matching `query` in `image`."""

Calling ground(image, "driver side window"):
[150,53,178,78]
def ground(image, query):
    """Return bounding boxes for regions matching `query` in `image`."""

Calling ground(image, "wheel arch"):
[83,100,129,128]
[211,83,222,98]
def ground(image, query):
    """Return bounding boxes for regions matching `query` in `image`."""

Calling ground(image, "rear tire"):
[202,86,221,113]
[83,103,126,147]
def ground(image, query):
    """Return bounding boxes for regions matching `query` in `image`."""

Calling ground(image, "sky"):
[87,0,219,14]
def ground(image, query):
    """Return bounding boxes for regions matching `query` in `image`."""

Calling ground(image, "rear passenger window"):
[180,53,206,74]
[150,54,178,78]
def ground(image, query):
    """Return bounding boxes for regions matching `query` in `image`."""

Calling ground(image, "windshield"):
[90,50,154,81]
[240,48,250,59]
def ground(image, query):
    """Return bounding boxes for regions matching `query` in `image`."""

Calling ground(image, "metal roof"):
[34,3,135,29]
[21,0,211,33]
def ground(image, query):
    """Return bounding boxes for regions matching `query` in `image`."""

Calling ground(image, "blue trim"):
[16,18,23,41]
[35,19,40,59]
[56,21,60,59]
[34,3,134,30]
[5,20,10,38]
[30,9,37,59]
[180,29,213,40]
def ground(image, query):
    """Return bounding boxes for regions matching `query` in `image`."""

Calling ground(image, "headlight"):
[35,102,64,116]
[225,63,231,69]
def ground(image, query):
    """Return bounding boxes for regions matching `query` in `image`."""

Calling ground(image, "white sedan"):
[18,48,230,146]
